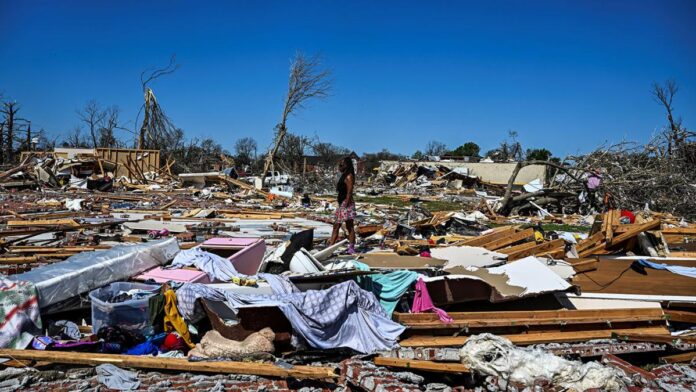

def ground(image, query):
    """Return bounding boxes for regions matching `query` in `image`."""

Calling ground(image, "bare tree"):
[424,140,448,157]
[262,52,332,177]
[138,55,180,150]
[234,137,257,166]
[63,126,89,148]
[99,106,125,148]
[77,100,107,149]
[652,80,691,156]
[1,101,24,163]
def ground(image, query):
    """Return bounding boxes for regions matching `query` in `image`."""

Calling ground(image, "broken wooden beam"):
[373,357,469,374]
[664,309,696,324]
[0,349,337,380]
[505,238,565,261]
[660,351,696,364]
[399,326,671,347]
[460,226,516,247]
[483,228,534,251]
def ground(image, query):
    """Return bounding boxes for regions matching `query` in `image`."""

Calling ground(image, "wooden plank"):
[616,333,696,345]
[460,226,516,247]
[605,209,616,244]
[373,357,469,374]
[0,350,336,380]
[399,326,671,347]
[483,228,534,251]
[609,219,661,246]
[506,238,565,261]
[578,242,612,258]
[566,258,598,273]
[394,308,664,323]
[573,259,696,296]
[664,309,696,324]
[575,232,606,253]
[661,228,696,235]
[8,246,110,253]
[498,240,537,255]
[0,256,39,265]
[6,219,80,227]
[660,351,696,364]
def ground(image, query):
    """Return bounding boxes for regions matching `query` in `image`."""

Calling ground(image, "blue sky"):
[1,0,694,157]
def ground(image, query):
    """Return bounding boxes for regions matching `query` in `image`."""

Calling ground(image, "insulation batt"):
[459,334,629,392]
[189,328,275,358]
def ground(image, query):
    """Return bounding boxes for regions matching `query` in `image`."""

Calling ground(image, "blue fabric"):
[176,280,404,354]
[147,332,168,347]
[638,259,696,279]
[352,261,419,314]
[125,341,159,356]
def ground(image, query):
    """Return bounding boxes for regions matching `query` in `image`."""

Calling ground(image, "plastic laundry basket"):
[89,282,161,335]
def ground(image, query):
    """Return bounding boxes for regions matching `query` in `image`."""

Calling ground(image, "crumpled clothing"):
[412,277,453,324]
[169,248,256,284]
[96,363,140,391]
[174,273,297,323]
[188,328,275,358]
[353,261,419,314]
[0,278,42,349]
[48,320,81,340]
[163,289,194,349]
[176,280,404,354]
[97,326,145,353]
[637,259,696,279]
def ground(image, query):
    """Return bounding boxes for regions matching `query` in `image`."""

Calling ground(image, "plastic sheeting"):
[460,334,628,391]
[11,238,179,308]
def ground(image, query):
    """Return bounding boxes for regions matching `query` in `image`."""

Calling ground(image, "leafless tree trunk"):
[262,52,332,177]
[1,102,21,163]
[652,80,686,156]
[138,55,179,150]
[99,106,124,148]
[77,100,107,149]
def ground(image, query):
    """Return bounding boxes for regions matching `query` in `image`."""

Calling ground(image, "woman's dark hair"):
[340,156,355,176]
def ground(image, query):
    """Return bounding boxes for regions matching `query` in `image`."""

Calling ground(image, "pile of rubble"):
[0,149,694,392]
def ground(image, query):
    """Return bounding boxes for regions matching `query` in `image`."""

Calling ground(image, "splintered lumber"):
[6,219,80,228]
[461,226,516,247]
[398,326,671,347]
[483,228,534,251]
[217,175,273,198]
[505,238,565,261]
[373,357,469,374]
[578,242,612,258]
[576,232,606,254]
[0,350,337,380]
[394,308,666,329]
[497,240,538,255]
[609,219,661,246]
[660,351,696,364]
[664,309,696,324]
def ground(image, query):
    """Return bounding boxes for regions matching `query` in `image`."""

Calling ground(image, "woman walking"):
[329,156,356,253]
